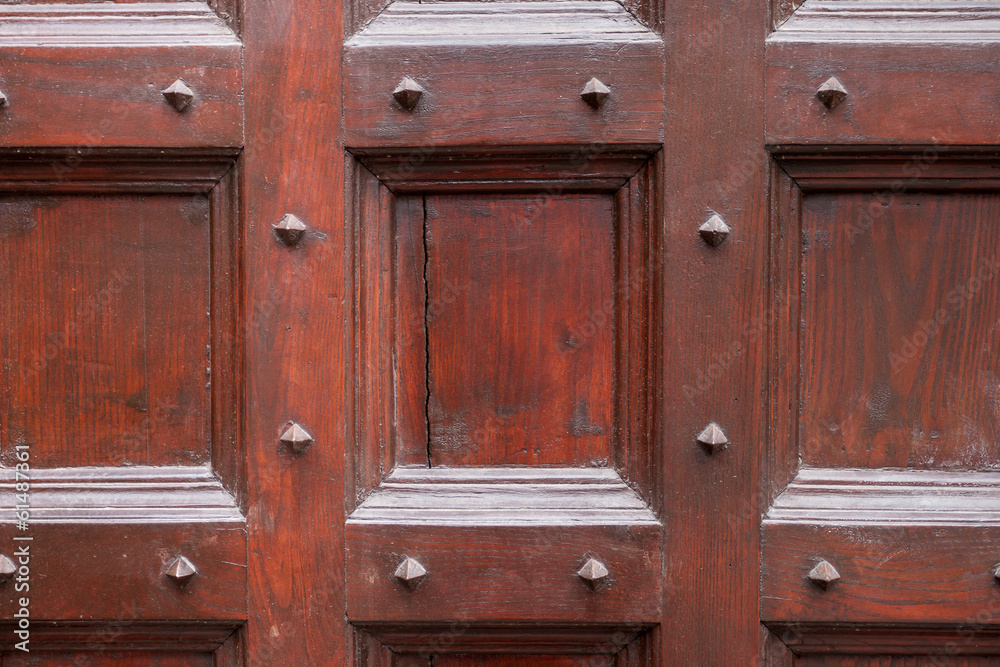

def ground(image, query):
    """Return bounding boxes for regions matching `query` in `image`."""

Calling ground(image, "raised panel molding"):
[0,3,241,149]
[767,1,1000,145]
[346,146,663,657]
[764,151,1000,656]
[0,150,245,654]
[344,2,664,148]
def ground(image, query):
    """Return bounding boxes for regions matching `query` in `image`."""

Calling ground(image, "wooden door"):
[1,0,998,664]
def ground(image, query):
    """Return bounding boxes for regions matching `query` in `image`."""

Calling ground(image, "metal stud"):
[394,557,427,588]
[580,77,611,109]
[280,422,313,454]
[392,77,424,111]
[0,90,8,107]
[165,555,198,586]
[0,555,15,584]
[808,559,840,589]
[816,76,848,110]
[699,213,730,247]
[161,79,195,112]
[697,422,729,454]
[273,213,308,246]
[577,557,609,589]
[992,563,1000,584]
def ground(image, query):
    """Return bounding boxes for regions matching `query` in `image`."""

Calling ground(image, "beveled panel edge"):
[766,467,1000,526]
[0,2,239,47]
[350,145,660,194]
[349,467,659,526]
[0,466,243,523]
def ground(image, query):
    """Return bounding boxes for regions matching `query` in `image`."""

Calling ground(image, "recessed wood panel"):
[796,658,1000,666]
[424,194,614,467]
[0,652,213,667]
[0,194,212,467]
[800,192,1000,470]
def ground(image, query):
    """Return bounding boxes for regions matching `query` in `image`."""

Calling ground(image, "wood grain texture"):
[352,147,658,194]
[0,522,245,622]
[347,524,660,625]
[424,194,614,467]
[0,193,212,468]
[767,3,1000,146]
[0,466,241,523]
[762,522,1000,625]
[243,0,346,660]
[349,468,658,526]
[344,2,664,148]
[660,0,767,660]
[800,192,1000,470]
[0,652,214,667]
[0,4,240,149]
[358,625,651,657]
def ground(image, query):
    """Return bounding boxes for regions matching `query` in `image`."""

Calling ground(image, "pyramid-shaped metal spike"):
[580,77,611,109]
[699,213,731,247]
[576,557,609,589]
[816,76,848,110]
[993,563,1000,584]
[280,422,313,454]
[0,555,15,584]
[394,557,427,587]
[273,213,308,246]
[165,555,198,586]
[808,559,840,589]
[161,79,195,112]
[697,422,729,454]
[392,77,424,111]
[0,90,8,107]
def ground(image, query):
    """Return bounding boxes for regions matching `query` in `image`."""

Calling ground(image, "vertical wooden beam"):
[659,0,768,661]
[243,0,346,662]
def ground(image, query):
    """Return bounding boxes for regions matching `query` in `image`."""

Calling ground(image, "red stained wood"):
[767,5,1000,146]
[1,652,214,666]
[0,5,241,149]
[344,2,664,149]
[1,194,212,468]
[242,0,346,658]
[799,192,1000,469]
[347,523,660,625]
[424,194,614,467]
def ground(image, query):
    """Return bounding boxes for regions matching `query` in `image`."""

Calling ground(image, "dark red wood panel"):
[0,5,241,149]
[343,2,664,149]
[347,523,660,625]
[800,192,1000,469]
[1,652,213,667]
[0,194,212,468]
[0,523,245,622]
[767,4,1000,147]
[424,194,614,467]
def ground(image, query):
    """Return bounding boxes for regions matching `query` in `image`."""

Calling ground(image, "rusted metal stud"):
[580,77,611,109]
[280,422,313,454]
[699,213,730,247]
[697,422,729,454]
[161,79,195,112]
[392,77,424,111]
[273,213,308,246]
[577,557,610,589]
[0,555,15,584]
[808,559,840,589]
[816,76,848,110]
[165,555,198,586]
[394,557,427,588]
